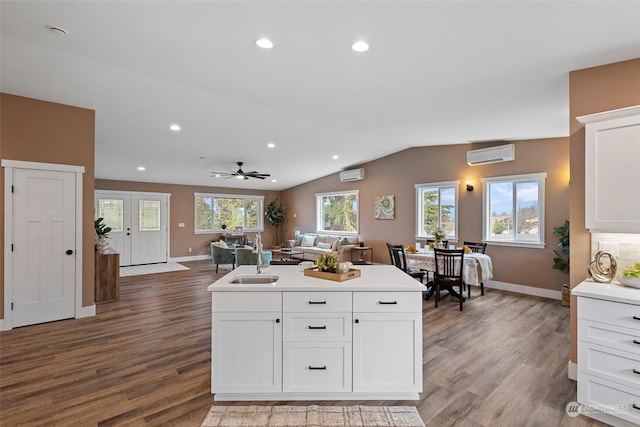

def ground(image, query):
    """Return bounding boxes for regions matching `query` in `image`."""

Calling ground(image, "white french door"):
[95,191,169,266]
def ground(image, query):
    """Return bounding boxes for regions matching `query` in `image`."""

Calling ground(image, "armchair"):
[210,242,236,273]
[235,247,273,266]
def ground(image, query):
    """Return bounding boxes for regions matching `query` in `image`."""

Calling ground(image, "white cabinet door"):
[212,312,282,394]
[578,106,640,232]
[352,312,422,393]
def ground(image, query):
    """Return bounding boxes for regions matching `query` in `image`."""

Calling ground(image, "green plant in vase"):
[552,220,570,274]
[94,217,112,254]
[317,253,339,273]
[265,198,286,246]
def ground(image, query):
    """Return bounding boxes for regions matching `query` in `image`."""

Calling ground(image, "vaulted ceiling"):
[2,1,639,190]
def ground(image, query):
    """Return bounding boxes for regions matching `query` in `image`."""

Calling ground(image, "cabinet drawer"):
[283,313,352,342]
[212,292,281,312]
[579,297,640,331]
[579,319,640,354]
[578,372,640,425]
[283,292,352,312]
[283,342,352,393]
[353,292,421,312]
[579,341,640,389]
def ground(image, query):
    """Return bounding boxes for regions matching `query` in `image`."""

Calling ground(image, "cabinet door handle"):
[308,365,327,370]
[275,318,280,323]
[633,404,640,411]
[634,340,640,345]
[354,319,359,323]
[378,301,398,305]
[308,325,327,330]
[633,316,640,321]
[308,301,327,305]
[633,369,640,375]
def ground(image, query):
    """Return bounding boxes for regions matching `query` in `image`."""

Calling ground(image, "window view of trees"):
[316,191,358,233]
[484,174,545,246]
[415,183,457,239]
[195,194,263,233]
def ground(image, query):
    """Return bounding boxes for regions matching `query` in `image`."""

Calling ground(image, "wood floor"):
[0,260,605,426]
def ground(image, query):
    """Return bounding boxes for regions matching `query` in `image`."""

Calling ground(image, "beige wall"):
[1,93,96,318]
[568,57,640,363]
[95,179,281,256]
[281,138,570,290]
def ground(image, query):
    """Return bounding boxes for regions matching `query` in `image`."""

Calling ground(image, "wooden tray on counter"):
[303,268,361,282]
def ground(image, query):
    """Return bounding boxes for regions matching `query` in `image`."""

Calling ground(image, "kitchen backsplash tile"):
[591,232,640,272]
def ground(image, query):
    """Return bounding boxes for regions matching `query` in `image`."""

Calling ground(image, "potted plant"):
[265,198,286,247]
[552,220,570,274]
[94,217,112,254]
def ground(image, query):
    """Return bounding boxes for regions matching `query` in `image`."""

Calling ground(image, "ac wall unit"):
[466,144,515,166]
[339,168,365,182]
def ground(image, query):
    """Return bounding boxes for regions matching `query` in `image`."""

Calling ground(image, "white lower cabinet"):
[211,289,422,400]
[576,286,640,426]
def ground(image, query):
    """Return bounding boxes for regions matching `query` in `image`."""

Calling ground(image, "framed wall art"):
[374,195,395,220]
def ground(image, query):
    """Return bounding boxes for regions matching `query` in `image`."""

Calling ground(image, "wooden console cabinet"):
[95,252,120,303]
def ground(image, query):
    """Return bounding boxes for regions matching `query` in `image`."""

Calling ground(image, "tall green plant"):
[265,198,286,245]
[552,220,570,274]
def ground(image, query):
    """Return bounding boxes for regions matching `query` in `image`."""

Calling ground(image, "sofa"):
[291,233,360,262]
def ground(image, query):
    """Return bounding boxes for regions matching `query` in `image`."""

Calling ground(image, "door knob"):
[66,249,73,255]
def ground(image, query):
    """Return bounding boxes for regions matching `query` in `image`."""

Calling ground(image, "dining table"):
[404,249,493,287]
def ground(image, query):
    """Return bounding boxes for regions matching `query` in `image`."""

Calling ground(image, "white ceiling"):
[2,1,640,190]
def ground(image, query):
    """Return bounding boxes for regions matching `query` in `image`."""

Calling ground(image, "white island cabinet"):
[573,280,640,426]
[577,105,640,233]
[207,265,424,401]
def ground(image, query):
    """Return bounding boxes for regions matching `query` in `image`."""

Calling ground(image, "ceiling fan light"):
[236,174,245,179]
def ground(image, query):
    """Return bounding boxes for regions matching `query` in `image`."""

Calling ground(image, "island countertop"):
[207,264,426,292]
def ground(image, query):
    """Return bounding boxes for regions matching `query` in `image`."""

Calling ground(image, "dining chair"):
[463,241,487,295]
[386,243,427,285]
[463,241,487,254]
[433,248,465,311]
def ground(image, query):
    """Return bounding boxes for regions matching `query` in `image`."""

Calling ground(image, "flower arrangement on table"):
[316,253,339,273]
[433,227,446,242]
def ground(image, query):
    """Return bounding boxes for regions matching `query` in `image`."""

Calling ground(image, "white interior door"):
[13,169,76,327]
[95,191,169,266]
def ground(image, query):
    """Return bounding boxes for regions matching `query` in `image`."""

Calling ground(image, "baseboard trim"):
[77,304,96,318]
[568,360,577,381]
[169,255,209,263]
[484,280,562,300]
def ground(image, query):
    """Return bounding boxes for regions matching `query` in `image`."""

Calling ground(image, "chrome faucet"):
[254,233,268,274]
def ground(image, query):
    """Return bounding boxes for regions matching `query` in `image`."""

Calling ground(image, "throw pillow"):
[295,235,303,246]
[301,234,316,247]
[218,239,228,248]
[338,237,351,247]
[317,242,332,250]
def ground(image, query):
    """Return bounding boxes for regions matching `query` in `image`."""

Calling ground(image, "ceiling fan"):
[210,162,271,180]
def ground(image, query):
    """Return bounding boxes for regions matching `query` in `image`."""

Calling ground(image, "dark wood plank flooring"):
[0,260,605,426]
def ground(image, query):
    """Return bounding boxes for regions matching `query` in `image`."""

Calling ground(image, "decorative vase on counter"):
[96,236,110,254]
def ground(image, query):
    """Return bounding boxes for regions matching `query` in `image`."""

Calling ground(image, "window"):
[482,173,546,247]
[316,190,359,234]
[415,181,458,240]
[195,193,264,234]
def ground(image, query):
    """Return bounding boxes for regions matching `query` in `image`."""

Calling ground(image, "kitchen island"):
[207,264,425,401]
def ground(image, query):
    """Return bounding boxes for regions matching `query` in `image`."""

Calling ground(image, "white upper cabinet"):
[577,105,640,233]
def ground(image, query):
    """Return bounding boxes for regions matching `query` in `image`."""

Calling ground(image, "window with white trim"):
[316,190,359,234]
[415,181,458,240]
[195,193,264,234]
[482,173,546,247]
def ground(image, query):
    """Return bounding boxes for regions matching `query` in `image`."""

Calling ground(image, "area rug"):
[201,405,425,427]
[119,262,189,277]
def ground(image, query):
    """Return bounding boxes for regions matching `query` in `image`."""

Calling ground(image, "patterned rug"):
[119,262,189,277]
[201,405,425,427]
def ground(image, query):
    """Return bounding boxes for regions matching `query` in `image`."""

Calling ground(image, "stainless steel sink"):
[229,274,279,284]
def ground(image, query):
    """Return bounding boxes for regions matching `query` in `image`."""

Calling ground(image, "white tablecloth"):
[404,251,493,286]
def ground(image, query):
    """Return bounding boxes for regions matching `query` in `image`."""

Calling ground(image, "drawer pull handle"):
[308,301,327,305]
[634,369,640,375]
[634,340,640,345]
[355,319,359,323]
[633,316,640,321]
[309,365,327,370]
[276,318,280,323]
[633,404,640,411]
[308,325,327,330]
[379,301,398,305]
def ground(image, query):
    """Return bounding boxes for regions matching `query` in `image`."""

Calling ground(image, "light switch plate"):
[178,222,185,228]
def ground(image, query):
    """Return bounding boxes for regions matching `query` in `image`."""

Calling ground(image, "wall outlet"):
[599,242,619,257]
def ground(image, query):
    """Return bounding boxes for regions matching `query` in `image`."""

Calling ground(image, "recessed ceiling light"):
[332,155,339,160]
[47,25,68,36]
[351,41,369,52]
[267,142,275,148]
[169,124,181,132]
[137,166,146,171]
[256,38,274,49]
